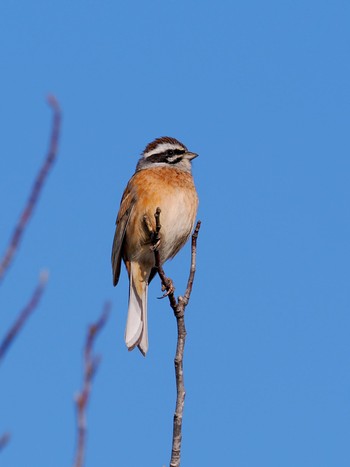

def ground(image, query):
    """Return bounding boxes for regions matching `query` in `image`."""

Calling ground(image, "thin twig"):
[169,221,200,467]
[74,302,111,467]
[0,271,49,362]
[147,209,201,467]
[0,95,61,285]
[182,221,201,305]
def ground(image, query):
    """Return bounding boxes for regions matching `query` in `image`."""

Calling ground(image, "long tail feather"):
[125,263,148,355]
[138,285,148,356]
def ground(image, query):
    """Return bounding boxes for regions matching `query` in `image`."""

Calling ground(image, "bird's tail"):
[125,262,148,356]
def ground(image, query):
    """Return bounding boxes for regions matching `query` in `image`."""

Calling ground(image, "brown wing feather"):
[111,185,136,286]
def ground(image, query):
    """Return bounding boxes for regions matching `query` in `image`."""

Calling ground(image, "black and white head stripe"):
[136,136,196,172]
[144,147,186,165]
[143,136,187,159]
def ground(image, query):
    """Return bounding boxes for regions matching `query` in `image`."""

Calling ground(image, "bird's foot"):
[158,277,175,299]
[150,237,161,251]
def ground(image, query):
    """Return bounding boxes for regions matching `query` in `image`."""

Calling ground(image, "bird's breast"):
[126,167,198,264]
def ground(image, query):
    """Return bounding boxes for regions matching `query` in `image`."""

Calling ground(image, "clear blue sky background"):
[0,1,349,466]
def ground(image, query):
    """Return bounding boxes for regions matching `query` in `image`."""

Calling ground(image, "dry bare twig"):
[0,95,61,286]
[0,271,49,362]
[146,208,201,467]
[74,302,111,467]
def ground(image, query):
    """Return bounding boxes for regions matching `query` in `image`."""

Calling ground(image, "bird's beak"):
[184,151,199,160]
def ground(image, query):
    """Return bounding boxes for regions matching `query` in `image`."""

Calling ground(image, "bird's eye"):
[168,149,174,156]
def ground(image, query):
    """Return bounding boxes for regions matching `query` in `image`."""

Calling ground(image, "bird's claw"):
[150,238,161,251]
[157,277,175,299]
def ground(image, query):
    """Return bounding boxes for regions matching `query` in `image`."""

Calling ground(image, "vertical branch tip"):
[73,302,111,467]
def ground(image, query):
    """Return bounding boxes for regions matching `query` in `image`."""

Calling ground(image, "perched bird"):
[111,136,199,356]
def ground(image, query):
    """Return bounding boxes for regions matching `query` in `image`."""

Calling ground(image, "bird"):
[111,136,199,356]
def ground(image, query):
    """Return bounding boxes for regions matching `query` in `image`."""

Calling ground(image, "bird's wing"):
[111,185,136,286]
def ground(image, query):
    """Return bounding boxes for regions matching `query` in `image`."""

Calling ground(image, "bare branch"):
[0,271,49,362]
[182,221,201,305]
[73,302,111,467]
[147,209,201,467]
[0,96,61,285]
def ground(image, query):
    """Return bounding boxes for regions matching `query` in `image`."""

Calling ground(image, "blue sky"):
[0,1,349,466]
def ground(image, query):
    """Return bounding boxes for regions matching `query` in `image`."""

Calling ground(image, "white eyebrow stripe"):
[144,143,185,158]
[167,154,183,163]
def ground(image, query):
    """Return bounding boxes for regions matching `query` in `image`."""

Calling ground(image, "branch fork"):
[144,208,201,467]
